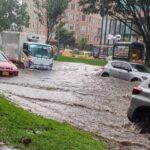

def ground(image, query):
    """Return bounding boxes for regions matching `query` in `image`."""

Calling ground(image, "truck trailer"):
[0,31,53,70]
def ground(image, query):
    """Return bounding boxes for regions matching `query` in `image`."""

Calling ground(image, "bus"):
[112,42,145,63]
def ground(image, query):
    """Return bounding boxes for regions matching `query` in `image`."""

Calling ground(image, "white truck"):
[0,31,53,70]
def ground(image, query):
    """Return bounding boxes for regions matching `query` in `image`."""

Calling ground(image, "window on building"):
[82,15,86,21]
[64,24,69,29]
[77,4,80,11]
[89,16,91,22]
[126,22,132,34]
[71,3,75,10]
[97,28,101,34]
[69,24,75,30]
[92,28,97,33]
[80,25,86,31]
[76,15,79,21]
[69,13,74,20]
[29,23,31,28]
[64,13,68,19]
[75,24,79,31]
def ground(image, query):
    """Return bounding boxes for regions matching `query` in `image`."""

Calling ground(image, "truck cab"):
[23,42,53,70]
[0,31,54,70]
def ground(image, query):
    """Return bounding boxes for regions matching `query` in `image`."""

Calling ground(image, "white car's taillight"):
[132,87,142,95]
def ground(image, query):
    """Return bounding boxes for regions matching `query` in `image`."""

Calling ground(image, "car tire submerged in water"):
[101,72,109,77]
[134,110,150,133]
[131,78,141,82]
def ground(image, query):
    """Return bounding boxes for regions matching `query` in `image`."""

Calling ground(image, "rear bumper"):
[0,70,19,76]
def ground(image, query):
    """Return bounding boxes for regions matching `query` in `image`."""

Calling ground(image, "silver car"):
[101,60,150,81]
[127,79,150,132]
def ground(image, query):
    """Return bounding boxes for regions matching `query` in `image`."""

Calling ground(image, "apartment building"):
[64,0,102,46]
[22,0,102,46]
[22,0,47,36]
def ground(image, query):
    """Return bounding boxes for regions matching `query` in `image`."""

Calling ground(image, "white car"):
[127,79,150,132]
[101,60,150,81]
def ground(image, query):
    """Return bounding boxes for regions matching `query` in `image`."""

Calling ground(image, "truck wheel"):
[48,63,53,71]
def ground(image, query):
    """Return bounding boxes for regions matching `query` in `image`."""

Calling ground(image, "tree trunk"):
[46,27,50,44]
[46,13,50,44]
[145,41,150,63]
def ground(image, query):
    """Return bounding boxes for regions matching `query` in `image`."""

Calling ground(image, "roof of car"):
[130,63,144,66]
[109,60,129,63]
[109,60,144,65]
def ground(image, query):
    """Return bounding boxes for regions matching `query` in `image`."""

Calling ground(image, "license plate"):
[2,71,9,76]
[39,64,44,68]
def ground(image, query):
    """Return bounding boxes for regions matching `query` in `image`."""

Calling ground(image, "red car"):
[0,52,18,76]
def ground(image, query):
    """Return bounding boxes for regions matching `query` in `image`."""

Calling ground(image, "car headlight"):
[12,66,17,71]
[142,76,148,80]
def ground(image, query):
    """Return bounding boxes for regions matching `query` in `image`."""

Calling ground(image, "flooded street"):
[0,61,150,150]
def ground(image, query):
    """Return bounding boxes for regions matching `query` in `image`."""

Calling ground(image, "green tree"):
[0,0,29,31]
[34,0,69,43]
[79,0,150,63]
[79,37,88,50]
[57,28,75,48]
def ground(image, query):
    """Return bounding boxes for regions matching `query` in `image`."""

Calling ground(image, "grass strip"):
[56,55,107,66]
[0,96,106,150]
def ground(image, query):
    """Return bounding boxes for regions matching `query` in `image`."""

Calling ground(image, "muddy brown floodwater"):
[0,61,150,150]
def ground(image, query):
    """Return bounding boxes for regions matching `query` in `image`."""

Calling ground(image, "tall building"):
[22,0,47,36]
[22,0,102,46]
[64,0,102,46]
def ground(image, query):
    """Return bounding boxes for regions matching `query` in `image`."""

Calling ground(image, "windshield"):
[29,44,52,59]
[0,53,8,62]
[131,64,149,73]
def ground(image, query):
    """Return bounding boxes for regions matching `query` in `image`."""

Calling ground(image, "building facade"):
[22,0,47,36]
[64,0,102,46]
[22,0,102,46]
[22,0,138,50]
[99,16,139,56]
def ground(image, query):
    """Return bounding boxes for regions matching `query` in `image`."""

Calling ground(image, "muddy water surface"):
[0,61,149,150]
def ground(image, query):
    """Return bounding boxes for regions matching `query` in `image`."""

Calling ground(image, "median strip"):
[0,96,106,150]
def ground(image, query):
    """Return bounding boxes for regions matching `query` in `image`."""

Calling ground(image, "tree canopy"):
[0,0,29,31]
[79,0,150,62]
[79,37,88,50]
[56,28,75,48]
[34,0,69,43]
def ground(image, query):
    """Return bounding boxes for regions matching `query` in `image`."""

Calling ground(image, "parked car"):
[62,49,73,57]
[101,60,150,81]
[127,79,150,132]
[75,51,93,59]
[0,51,18,76]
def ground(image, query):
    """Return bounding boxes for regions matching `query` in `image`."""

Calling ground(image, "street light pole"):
[98,0,104,57]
